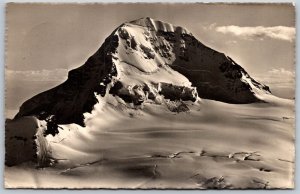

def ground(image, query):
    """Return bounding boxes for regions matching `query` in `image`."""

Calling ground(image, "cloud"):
[225,40,238,44]
[254,68,295,99]
[6,69,68,82]
[268,68,295,78]
[215,25,295,42]
[202,23,217,31]
[255,68,295,88]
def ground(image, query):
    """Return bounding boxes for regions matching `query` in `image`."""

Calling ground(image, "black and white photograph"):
[4,3,295,189]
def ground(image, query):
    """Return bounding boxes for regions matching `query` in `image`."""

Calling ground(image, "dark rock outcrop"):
[5,117,50,167]
[15,33,119,126]
[109,81,198,105]
[159,83,198,102]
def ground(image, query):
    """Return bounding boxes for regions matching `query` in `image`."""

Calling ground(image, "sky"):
[5,3,296,116]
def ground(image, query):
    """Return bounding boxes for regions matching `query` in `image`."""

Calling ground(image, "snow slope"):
[5,96,294,188]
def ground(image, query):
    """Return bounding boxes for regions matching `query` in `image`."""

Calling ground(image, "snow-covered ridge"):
[129,17,191,35]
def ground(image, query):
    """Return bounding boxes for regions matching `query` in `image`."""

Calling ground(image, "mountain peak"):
[15,18,271,126]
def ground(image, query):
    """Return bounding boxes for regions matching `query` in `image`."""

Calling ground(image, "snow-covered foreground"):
[5,97,294,189]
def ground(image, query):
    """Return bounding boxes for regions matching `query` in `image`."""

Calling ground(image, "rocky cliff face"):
[125,18,270,103]
[15,32,119,125]
[15,17,271,126]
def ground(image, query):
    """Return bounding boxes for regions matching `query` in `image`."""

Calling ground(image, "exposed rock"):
[110,81,147,105]
[109,81,198,106]
[119,27,130,40]
[5,117,50,167]
[165,100,190,113]
[192,175,233,189]
[15,33,119,126]
[159,82,198,102]
[202,176,233,189]
[140,44,155,59]
[130,37,138,50]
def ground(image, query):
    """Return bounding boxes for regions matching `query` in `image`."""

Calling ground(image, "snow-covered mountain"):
[6,18,295,189]
[15,17,271,125]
